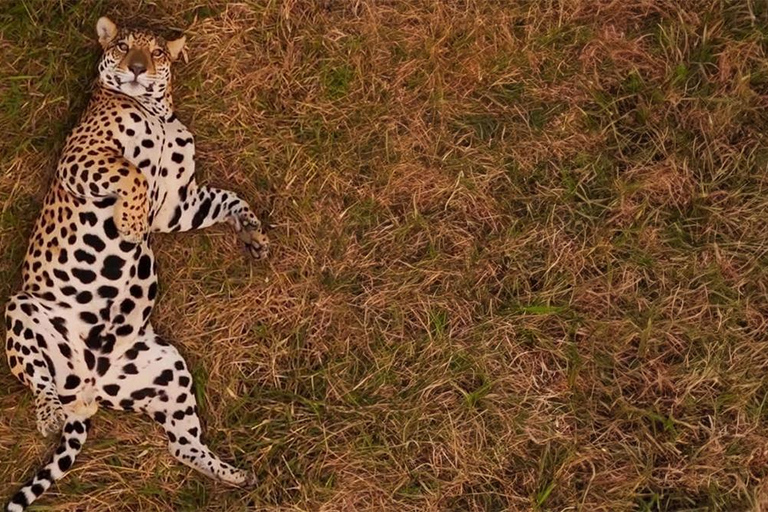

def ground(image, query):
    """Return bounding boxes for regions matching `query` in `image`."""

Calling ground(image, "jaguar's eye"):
[151,49,164,58]
[116,42,129,52]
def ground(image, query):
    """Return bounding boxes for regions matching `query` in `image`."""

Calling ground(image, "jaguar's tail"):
[5,414,91,512]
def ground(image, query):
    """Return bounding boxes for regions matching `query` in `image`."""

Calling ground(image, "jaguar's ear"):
[97,17,118,49]
[166,36,187,63]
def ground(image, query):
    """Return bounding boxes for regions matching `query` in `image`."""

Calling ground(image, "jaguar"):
[4,16,269,511]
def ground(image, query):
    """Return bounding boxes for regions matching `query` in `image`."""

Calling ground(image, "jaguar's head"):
[95,17,186,100]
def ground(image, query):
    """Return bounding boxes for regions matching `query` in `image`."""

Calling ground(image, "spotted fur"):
[5,17,268,511]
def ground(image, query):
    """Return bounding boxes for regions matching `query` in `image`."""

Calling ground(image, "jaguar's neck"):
[94,82,174,119]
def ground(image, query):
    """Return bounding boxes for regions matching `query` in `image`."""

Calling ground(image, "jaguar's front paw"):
[229,213,269,260]
[114,197,149,243]
[238,218,269,260]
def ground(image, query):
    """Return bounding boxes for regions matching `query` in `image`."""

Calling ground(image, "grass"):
[2,0,768,510]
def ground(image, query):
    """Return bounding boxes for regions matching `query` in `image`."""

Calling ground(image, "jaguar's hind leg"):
[97,328,255,486]
[5,293,68,437]
[158,397,255,487]
[33,390,65,438]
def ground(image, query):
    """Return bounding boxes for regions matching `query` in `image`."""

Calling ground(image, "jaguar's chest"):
[115,112,195,182]
[157,118,195,182]
[110,109,195,216]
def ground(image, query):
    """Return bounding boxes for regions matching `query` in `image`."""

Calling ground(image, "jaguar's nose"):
[129,62,146,77]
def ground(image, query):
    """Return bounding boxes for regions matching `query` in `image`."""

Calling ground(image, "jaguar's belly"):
[22,184,158,358]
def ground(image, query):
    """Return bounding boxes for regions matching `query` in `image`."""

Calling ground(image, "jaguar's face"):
[96,17,185,99]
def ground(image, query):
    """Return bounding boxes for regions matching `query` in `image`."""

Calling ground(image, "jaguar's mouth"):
[118,79,146,96]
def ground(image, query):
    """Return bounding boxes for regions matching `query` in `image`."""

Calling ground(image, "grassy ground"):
[2,0,768,510]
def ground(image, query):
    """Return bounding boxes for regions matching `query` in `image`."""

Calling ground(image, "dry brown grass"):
[3,0,768,510]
